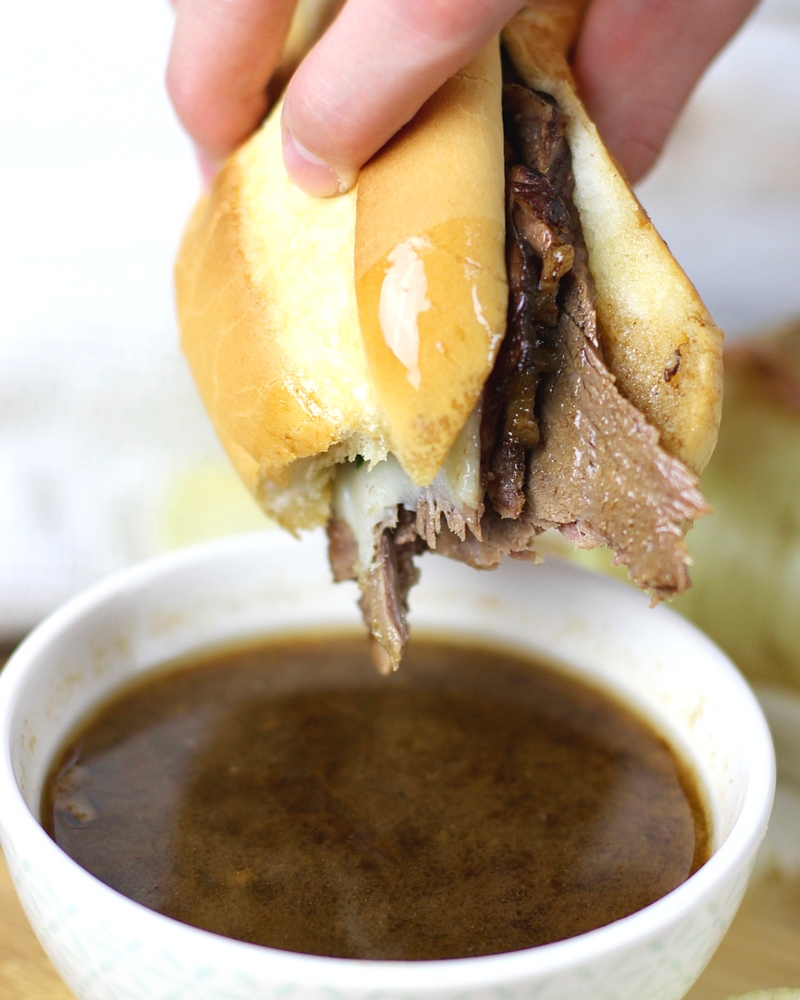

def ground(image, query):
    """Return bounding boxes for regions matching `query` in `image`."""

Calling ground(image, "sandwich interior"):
[326,60,709,672]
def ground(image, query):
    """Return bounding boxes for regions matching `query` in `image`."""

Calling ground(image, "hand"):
[570,0,760,182]
[167,0,759,195]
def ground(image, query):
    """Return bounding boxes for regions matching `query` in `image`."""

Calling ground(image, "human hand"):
[167,0,759,195]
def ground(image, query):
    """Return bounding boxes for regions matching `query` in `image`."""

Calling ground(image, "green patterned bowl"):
[0,532,775,1000]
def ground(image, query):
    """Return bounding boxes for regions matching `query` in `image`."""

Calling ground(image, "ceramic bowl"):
[0,531,775,1000]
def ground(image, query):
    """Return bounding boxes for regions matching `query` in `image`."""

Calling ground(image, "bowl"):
[0,531,775,1000]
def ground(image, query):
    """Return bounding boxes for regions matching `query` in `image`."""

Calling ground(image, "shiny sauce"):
[43,635,709,960]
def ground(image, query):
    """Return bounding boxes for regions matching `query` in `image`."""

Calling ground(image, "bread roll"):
[176,109,382,531]
[177,41,509,528]
[503,3,723,473]
[354,42,507,485]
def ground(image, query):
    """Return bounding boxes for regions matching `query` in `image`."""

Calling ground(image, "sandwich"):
[175,0,723,671]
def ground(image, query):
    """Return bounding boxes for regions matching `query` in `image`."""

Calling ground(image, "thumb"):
[281,0,525,197]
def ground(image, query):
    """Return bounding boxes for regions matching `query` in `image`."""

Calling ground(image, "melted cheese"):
[378,238,432,390]
[332,406,482,575]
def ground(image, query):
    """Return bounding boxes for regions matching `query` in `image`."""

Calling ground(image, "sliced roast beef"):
[465,80,708,599]
[327,511,424,673]
[328,71,710,667]
[327,516,360,583]
[526,259,709,600]
[481,87,574,519]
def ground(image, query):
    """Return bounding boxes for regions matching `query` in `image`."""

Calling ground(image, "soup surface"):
[44,634,708,960]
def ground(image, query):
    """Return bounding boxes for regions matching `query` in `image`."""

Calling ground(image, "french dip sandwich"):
[176,0,723,670]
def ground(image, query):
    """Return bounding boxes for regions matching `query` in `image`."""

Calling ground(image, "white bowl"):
[0,531,775,1000]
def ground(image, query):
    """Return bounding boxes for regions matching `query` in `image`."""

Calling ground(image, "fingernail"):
[281,127,357,197]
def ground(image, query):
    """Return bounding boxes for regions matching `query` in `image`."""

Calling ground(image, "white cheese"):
[332,406,483,575]
[378,237,431,390]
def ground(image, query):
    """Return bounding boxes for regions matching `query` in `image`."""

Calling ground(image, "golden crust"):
[355,40,508,485]
[177,2,722,532]
[503,2,723,474]
[176,102,387,531]
[177,43,509,518]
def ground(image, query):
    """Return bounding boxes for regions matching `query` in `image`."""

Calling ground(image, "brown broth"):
[43,634,709,960]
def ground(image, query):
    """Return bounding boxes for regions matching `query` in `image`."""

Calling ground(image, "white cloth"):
[637,0,800,336]
[0,0,268,637]
[1,0,799,638]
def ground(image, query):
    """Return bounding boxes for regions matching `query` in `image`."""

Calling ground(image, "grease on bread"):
[355,42,507,485]
[177,41,510,525]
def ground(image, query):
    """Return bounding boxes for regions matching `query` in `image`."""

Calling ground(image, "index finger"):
[167,0,298,164]
[280,0,527,196]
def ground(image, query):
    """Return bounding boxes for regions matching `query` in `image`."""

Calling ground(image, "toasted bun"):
[176,105,386,531]
[177,4,723,533]
[503,1,723,474]
[354,42,507,485]
[177,41,508,527]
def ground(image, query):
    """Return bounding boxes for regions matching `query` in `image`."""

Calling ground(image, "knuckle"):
[285,73,364,161]
[395,0,500,45]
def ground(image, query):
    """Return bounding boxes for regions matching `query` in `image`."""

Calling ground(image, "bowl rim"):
[0,531,777,992]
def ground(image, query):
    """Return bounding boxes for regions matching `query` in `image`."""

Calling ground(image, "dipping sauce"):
[43,635,709,960]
